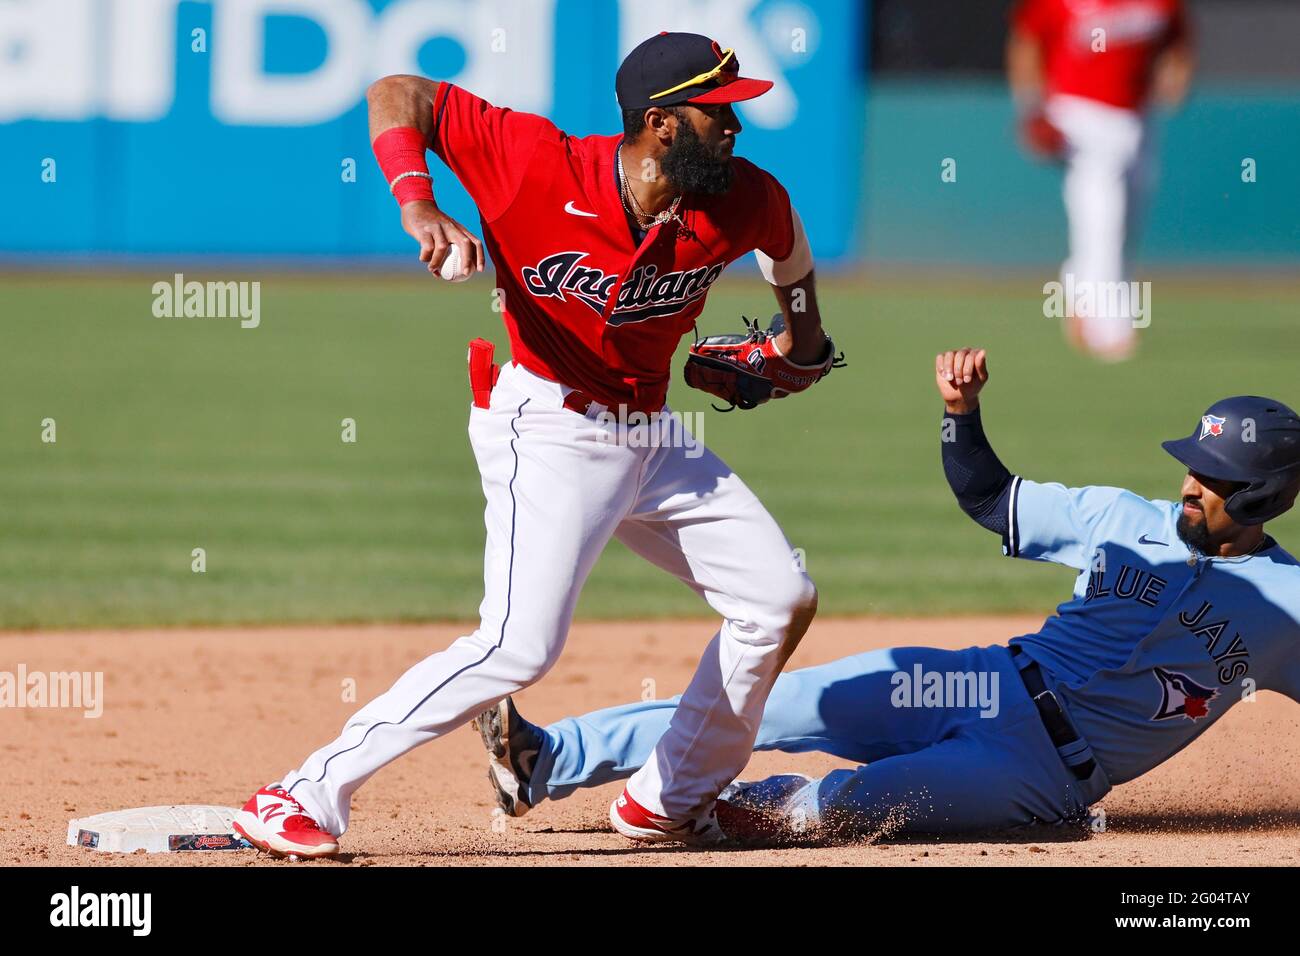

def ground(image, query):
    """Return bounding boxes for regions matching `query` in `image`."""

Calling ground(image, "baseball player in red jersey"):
[232,32,839,857]
[1008,0,1194,361]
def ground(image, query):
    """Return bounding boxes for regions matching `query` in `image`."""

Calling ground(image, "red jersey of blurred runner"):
[429,83,796,413]
[1012,0,1188,112]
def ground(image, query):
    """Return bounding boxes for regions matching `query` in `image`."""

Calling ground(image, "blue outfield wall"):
[861,79,1300,267]
[0,0,866,263]
[5,3,1296,269]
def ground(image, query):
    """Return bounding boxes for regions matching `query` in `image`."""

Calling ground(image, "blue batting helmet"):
[1162,396,1300,526]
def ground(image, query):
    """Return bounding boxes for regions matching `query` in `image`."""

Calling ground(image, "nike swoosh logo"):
[1139,534,1168,547]
[564,201,597,218]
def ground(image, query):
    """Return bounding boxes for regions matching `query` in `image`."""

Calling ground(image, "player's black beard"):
[1176,510,1213,553]
[661,121,734,195]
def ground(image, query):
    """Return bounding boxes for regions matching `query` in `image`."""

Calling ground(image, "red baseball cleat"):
[609,787,777,846]
[232,784,339,859]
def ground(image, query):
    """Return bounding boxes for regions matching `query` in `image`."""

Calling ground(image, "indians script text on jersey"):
[430,83,796,412]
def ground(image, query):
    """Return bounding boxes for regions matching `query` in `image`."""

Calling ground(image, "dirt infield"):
[3,618,1298,867]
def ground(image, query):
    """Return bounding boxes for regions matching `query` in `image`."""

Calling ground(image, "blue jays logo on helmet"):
[1198,414,1226,440]
[1162,396,1300,525]
[1151,667,1219,722]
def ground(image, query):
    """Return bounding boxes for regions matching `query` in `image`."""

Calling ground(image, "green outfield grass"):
[2,271,1297,629]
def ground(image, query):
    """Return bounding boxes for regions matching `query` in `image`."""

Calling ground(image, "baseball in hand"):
[439,245,471,282]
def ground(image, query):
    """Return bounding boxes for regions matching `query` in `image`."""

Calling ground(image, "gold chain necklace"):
[617,147,684,230]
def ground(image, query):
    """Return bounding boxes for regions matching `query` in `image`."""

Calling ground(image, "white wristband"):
[388,170,433,195]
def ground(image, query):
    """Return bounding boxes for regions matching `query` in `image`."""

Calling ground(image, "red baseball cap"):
[616,32,773,110]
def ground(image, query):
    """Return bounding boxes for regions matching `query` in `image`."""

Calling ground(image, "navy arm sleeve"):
[941,406,1014,537]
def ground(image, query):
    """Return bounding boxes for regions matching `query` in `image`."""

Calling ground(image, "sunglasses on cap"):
[649,48,737,101]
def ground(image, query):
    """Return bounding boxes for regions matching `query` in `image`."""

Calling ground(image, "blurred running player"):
[1008,0,1194,361]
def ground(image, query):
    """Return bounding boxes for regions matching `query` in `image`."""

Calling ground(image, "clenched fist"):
[400,200,485,279]
[935,348,988,415]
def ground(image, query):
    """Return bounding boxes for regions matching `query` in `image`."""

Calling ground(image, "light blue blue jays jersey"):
[1005,479,1300,786]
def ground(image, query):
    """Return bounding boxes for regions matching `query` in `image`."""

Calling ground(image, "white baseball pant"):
[282,361,817,835]
[1046,93,1155,352]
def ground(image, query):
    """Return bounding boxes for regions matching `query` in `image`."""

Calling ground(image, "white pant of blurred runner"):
[1046,93,1155,360]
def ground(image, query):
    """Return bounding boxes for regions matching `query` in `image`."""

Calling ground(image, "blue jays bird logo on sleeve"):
[1152,667,1219,722]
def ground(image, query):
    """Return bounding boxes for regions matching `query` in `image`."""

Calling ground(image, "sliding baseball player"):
[475,350,1300,842]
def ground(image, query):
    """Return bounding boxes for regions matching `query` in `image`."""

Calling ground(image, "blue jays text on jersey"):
[1005,478,1300,785]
